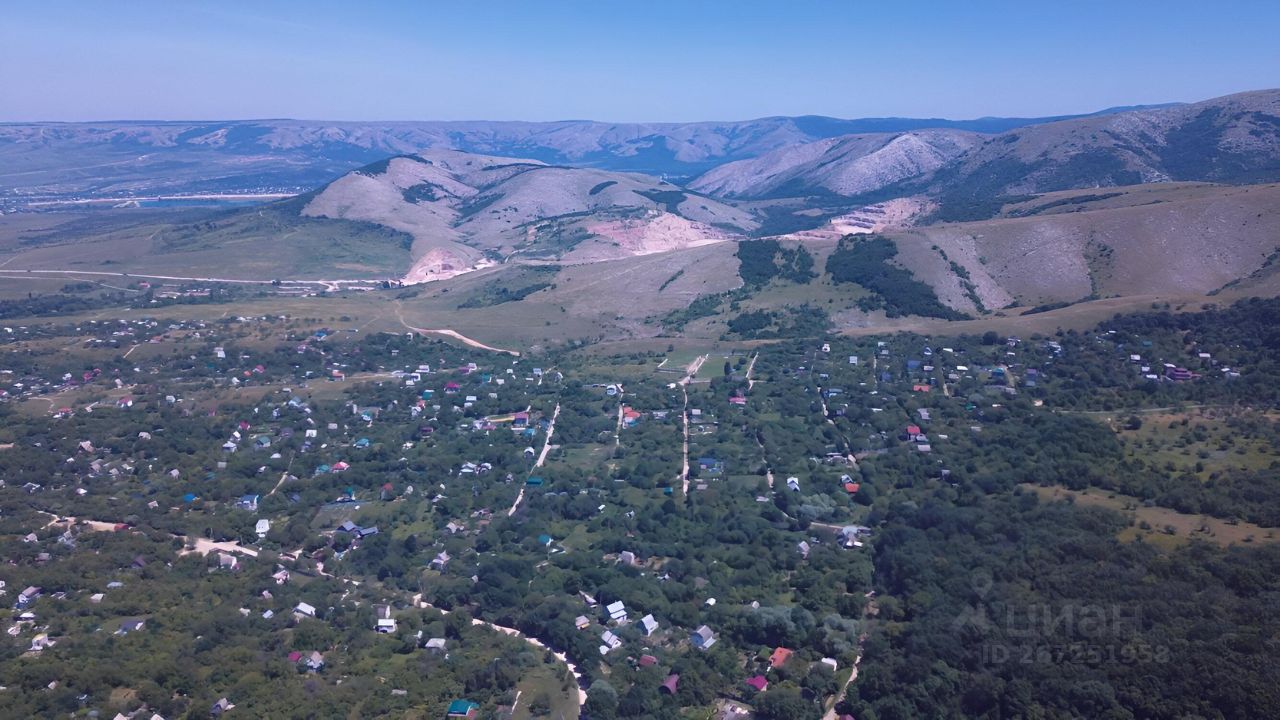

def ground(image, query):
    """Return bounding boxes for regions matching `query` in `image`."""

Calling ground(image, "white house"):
[639,614,659,637]
[600,629,622,654]
[606,600,628,624]
[691,625,717,650]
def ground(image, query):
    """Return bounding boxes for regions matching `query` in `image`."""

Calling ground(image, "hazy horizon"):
[3,0,1277,123]
[0,96,1211,126]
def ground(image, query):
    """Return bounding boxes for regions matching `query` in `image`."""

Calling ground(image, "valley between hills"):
[5,83,1280,720]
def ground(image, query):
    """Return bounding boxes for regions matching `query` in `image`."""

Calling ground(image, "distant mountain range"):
[692,90,1280,221]
[0,102,1176,206]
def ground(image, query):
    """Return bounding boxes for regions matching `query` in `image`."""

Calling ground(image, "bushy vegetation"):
[736,239,817,287]
[401,182,442,203]
[849,493,1280,720]
[726,305,830,339]
[458,269,558,308]
[634,189,688,214]
[1007,191,1124,217]
[662,292,727,330]
[826,235,966,319]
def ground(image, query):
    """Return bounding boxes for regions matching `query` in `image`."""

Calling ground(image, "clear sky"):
[2,0,1277,122]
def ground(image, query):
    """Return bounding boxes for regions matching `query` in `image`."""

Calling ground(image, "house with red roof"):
[769,647,793,669]
[745,675,769,692]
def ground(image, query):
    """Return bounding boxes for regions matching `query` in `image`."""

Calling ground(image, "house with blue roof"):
[446,700,479,719]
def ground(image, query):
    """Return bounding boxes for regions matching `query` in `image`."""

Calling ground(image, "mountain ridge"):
[690,90,1280,219]
[0,103,1179,208]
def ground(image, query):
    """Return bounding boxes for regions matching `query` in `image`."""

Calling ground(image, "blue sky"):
[2,1,1277,122]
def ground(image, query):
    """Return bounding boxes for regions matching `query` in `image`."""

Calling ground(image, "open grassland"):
[0,205,414,280]
[1023,484,1279,549]
[1110,409,1280,480]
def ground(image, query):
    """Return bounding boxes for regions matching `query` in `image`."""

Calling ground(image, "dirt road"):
[394,302,521,356]
[509,402,560,517]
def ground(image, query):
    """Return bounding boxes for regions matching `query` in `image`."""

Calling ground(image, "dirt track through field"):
[394,302,521,355]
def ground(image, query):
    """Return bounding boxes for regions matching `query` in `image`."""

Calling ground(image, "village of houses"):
[0,309,1248,719]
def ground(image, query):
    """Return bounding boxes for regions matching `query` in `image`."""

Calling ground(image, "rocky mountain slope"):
[301,150,756,282]
[926,89,1280,220]
[689,129,982,198]
[886,182,1280,314]
[692,90,1280,221]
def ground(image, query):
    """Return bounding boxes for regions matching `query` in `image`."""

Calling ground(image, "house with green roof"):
[446,699,479,718]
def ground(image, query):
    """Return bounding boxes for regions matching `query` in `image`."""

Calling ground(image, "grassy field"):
[3,219,1277,359]
[510,661,580,720]
[0,205,414,280]
[1022,484,1279,549]
[1110,409,1279,480]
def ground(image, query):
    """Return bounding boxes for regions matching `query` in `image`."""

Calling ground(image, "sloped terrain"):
[689,130,981,198]
[926,89,1280,221]
[690,90,1280,224]
[889,182,1280,312]
[302,151,756,282]
[0,203,416,281]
